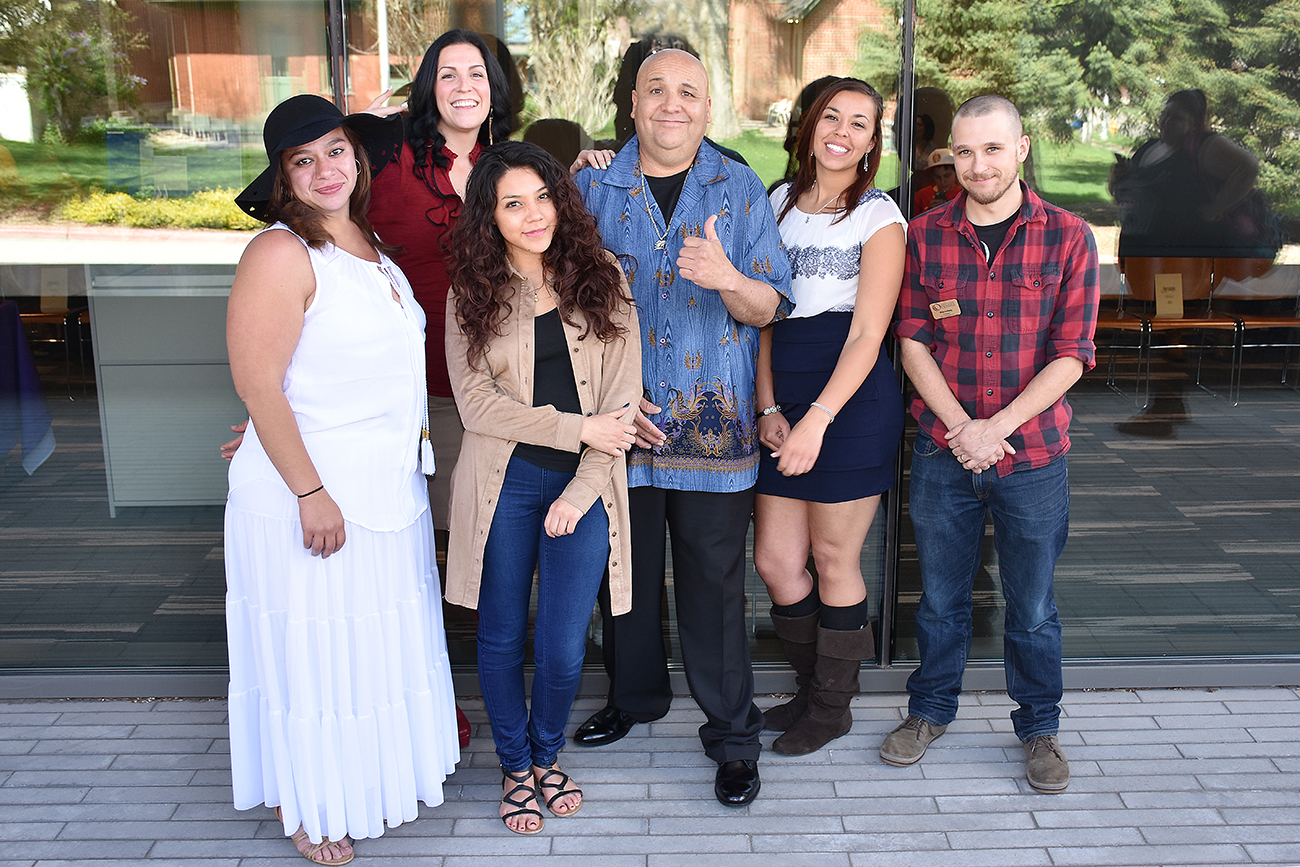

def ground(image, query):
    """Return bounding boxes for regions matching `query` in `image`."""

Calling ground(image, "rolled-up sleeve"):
[894,230,934,346]
[1046,222,1100,371]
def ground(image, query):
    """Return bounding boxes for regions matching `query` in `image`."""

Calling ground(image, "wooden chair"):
[1212,258,1299,401]
[1,268,91,398]
[1097,256,1241,407]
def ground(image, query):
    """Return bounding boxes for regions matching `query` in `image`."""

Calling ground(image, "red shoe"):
[457,705,471,748]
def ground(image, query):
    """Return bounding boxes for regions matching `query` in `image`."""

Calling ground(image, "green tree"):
[1,0,145,139]
[518,0,636,133]
[857,0,1300,216]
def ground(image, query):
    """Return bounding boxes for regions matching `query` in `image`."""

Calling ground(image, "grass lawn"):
[3,126,1115,227]
[1032,137,1121,211]
[1,135,263,208]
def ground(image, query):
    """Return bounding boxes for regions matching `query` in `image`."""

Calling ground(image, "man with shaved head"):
[572,48,793,806]
[883,94,1099,793]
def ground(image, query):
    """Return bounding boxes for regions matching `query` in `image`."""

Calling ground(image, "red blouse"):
[368,140,482,397]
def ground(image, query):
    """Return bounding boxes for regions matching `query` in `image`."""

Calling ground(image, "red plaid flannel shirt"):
[894,182,1099,477]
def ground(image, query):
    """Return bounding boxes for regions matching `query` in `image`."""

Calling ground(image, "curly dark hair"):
[447,141,632,368]
[267,125,393,253]
[778,78,886,226]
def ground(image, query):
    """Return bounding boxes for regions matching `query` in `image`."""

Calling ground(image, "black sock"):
[819,598,870,631]
[770,587,820,619]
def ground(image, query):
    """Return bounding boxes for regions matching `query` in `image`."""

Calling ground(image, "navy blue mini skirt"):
[755,311,904,503]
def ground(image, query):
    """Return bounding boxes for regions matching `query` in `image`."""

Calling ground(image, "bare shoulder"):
[231,228,315,309]
[237,227,310,272]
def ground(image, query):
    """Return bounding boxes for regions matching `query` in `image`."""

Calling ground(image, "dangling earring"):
[488,108,494,146]
[862,151,869,172]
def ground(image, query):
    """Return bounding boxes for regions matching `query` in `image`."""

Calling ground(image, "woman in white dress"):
[753,78,906,756]
[225,94,458,865]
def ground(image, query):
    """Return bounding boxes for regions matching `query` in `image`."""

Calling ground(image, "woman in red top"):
[367,29,514,534]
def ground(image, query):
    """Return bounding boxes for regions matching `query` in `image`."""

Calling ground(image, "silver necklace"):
[805,181,840,223]
[636,160,694,250]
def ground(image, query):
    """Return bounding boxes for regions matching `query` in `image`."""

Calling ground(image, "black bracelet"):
[297,484,324,499]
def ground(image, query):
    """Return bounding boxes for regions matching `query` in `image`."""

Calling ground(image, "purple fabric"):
[0,299,56,474]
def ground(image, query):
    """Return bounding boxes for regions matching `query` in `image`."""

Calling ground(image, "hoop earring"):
[355,158,363,174]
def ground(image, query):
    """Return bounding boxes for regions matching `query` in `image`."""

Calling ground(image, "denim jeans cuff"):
[1017,727,1060,743]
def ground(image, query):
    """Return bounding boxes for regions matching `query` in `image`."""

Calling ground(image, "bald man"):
[884,95,1099,793]
[573,49,793,806]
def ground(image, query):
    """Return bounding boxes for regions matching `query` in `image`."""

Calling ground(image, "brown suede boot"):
[771,625,873,755]
[762,609,820,732]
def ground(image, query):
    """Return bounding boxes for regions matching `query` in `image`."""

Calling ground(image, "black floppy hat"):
[235,94,404,221]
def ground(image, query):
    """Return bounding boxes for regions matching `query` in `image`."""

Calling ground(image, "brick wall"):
[729,0,894,121]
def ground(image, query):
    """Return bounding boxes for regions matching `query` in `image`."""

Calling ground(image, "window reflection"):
[0,0,1297,674]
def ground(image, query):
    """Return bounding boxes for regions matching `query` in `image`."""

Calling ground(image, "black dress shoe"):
[573,706,638,747]
[714,759,761,807]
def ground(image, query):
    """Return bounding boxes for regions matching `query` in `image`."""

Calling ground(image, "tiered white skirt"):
[225,487,459,844]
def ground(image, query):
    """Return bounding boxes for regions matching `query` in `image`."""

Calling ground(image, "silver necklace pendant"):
[655,239,666,250]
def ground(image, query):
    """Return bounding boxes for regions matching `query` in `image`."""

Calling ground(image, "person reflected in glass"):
[443,142,641,835]
[913,147,960,214]
[913,112,937,172]
[225,94,458,865]
[753,78,906,756]
[1110,88,1268,259]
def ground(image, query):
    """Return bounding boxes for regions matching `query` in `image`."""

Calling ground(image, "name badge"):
[930,299,961,320]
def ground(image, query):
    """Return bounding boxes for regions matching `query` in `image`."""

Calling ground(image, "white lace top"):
[770,184,906,319]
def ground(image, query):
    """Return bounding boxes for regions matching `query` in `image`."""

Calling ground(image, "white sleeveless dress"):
[224,224,458,844]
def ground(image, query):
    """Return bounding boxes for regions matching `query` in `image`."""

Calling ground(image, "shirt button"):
[985,351,993,358]
[986,311,994,318]
[986,388,994,396]
[580,380,587,386]
[989,270,995,279]
[662,293,668,299]
[659,381,666,387]
[1033,279,1041,287]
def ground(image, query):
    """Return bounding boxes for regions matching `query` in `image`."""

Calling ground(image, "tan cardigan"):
[443,271,642,614]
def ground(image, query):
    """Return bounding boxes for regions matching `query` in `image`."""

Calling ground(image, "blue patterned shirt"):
[578,137,793,492]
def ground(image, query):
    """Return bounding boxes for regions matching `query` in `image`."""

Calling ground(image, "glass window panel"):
[0,0,331,671]
[893,0,1300,663]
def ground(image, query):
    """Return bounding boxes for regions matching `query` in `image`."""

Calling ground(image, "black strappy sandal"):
[535,765,583,817]
[500,768,545,835]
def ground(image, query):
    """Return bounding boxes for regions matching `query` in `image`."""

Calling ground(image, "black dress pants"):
[596,485,763,763]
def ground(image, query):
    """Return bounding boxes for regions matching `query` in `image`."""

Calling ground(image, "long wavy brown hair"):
[447,141,632,368]
[778,78,886,226]
[266,126,394,253]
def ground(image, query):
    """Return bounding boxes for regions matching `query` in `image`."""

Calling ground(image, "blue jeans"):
[905,433,1069,741]
[477,455,610,771]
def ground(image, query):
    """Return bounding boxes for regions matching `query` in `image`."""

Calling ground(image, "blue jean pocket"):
[913,431,944,459]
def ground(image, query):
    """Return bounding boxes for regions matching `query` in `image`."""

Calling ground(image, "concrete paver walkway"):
[1,687,1297,866]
